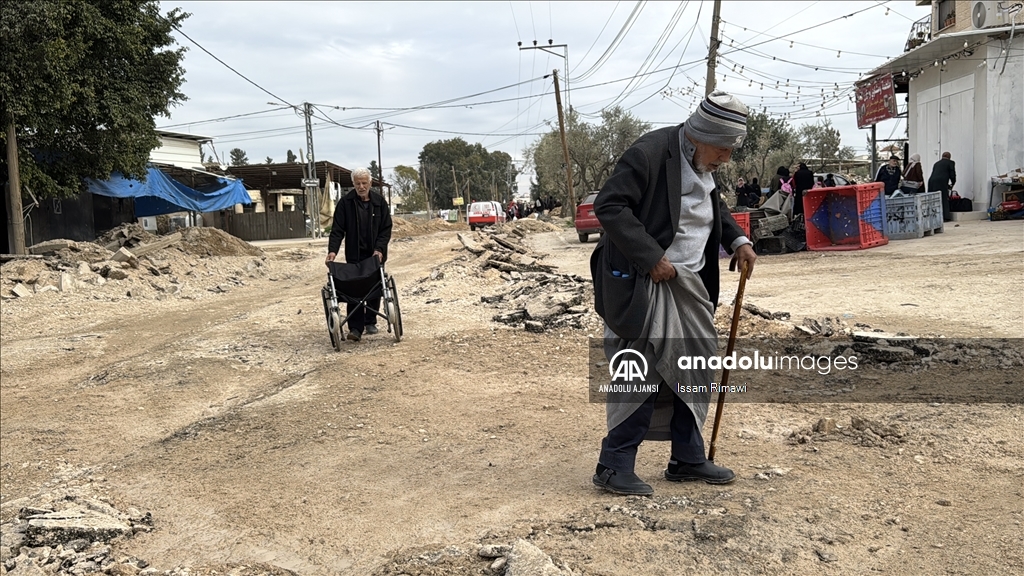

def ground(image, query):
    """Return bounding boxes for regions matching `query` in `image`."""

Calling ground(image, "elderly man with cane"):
[590,91,757,496]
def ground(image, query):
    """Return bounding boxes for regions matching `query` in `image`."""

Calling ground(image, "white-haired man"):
[590,91,757,495]
[326,167,393,341]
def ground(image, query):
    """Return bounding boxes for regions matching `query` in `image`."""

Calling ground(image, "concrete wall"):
[150,136,204,169]
[908,34,1021,210]
[986,37,1024,206]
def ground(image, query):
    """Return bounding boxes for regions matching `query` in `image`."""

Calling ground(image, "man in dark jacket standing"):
[928,152,957,222]
[875,156,902,195]
[326,167,393,341]
[590,91,757,496]
[792,162,815,217]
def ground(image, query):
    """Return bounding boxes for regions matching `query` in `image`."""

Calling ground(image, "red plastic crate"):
[803,183,889,251]
[731,212,751,237]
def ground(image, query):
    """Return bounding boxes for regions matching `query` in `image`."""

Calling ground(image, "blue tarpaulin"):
[87,166,252,217]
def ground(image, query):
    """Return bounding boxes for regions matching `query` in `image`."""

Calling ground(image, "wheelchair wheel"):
[323,284,343,352]
[329,310,342,352]
[386,275,403,342]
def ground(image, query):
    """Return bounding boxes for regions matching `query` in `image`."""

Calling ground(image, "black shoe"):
[592,465,653,496]
[364,325,379,335]
[664,460,736,485]
[346,330,362,342]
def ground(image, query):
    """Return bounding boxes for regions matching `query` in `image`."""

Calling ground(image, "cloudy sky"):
[158,1,931,190]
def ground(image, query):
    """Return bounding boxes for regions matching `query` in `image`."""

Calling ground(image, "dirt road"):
[1,218,1021,575]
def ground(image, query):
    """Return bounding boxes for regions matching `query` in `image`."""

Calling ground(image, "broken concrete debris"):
[2,224,267,301]
[451,228,596,333]
[0,496,152,575]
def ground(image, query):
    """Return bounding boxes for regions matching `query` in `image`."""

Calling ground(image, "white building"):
[864,1,1023,212]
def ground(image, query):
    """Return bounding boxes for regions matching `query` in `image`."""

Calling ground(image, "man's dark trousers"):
[346,296,380,333]
[599,383,706,472]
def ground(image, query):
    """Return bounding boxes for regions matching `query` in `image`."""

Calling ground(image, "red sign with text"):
[855,74,898,128]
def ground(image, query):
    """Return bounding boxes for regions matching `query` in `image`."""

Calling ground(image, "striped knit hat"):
[684,90,748,149]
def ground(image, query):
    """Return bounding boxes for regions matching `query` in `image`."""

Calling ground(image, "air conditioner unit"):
[970,1,1007,29]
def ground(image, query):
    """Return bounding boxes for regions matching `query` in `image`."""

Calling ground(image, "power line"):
[570,0,647,83]
[157,106,294,130]
[718,2,891,59]
[168,22,294,108]
[572,1,622,74]
[718,22,893,58]
[509,1,521,40]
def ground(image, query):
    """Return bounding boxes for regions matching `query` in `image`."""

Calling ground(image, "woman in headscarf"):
[901,154,924,194]
[769,166,792,198]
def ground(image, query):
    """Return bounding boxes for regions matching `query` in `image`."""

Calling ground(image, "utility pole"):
[450,165,460,222]
[302,102,320,238]
[552,69,576,211]
[705,0,723,96]
[520,41,570,111]
[376,120,388,208]
[5,120,25,254]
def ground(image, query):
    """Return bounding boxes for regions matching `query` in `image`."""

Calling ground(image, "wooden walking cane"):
[707,260,749,462]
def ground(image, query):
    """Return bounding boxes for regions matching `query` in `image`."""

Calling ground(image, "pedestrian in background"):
[928,152,957,222]
[875,156,902,195]
[901,154,924,194]
[792,162,815,216]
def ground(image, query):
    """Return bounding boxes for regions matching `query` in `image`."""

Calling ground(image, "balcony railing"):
[905,14,932,51]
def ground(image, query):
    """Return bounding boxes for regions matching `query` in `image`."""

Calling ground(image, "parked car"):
[467,201,506,231]
[814,173,853,186]
[574,192,603,243]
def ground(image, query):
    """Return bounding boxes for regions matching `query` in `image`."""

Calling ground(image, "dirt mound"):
[176,227,264,257]
[497,218,562,234]
[391,217,469,236]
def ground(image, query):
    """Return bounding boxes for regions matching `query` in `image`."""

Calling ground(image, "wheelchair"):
[321,255,403,350]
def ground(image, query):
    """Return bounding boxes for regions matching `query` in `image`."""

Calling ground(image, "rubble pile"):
[0,495,153,574]
[390,217,467,237]
[454,230,597,333]
[376,539,575,576]
[723,304,1022,372]
[1,227,268,302]
[793,415,908,448]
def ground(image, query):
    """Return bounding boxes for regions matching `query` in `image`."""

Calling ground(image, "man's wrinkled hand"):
[325,252,336,267]
[373,250,383,262]
[650,256,677,284]
[729,244,756,279]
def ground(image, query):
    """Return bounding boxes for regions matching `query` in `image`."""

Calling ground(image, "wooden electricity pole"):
[450,165,461,222]
[376,120,387,206]
[552,69,575,211]
[5,120,26,254]
[705,0,722,96]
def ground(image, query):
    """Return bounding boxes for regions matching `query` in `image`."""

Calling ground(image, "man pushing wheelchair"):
[325,167,393,342]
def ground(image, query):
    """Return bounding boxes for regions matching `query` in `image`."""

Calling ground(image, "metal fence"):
[225,211,306,241]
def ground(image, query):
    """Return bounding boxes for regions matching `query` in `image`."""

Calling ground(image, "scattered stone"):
[505,539,570,576]
[489,557,507,573]
[28,239,73,255]
[11,283,32,298]
[813,418,837,435]
[76,261,92,275]
[524,320,546,333]
[111,247,136,263]
[935,499,952,507]
[58,273,75,293]
[105,268,129,281]
[478,544,511,558]
[26,506,132,546]
[816,549,838,563]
